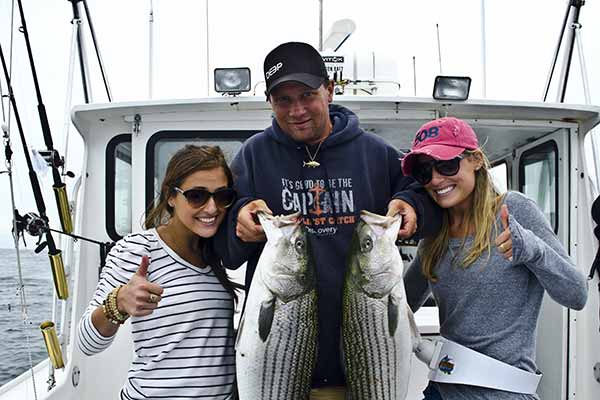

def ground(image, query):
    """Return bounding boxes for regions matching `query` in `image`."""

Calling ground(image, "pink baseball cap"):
[401,117,479,176]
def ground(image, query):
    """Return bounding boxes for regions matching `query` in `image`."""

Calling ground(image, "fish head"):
[258,212,315,303]
[349,210,404,298]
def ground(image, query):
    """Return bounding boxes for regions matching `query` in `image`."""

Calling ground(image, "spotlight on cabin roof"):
[214,67,251,95]
[433,76,471,101]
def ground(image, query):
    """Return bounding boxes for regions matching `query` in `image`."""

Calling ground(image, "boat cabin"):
[1,94,599,399]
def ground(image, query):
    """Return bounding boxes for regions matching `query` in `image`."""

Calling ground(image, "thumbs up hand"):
[117,256,164,317]
[494,205,513,261]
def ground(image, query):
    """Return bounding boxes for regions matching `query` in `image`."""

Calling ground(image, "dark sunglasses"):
[411,155,464,185]
[174,187,236,209]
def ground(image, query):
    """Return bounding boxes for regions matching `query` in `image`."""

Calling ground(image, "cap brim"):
[266,73,324,96]
[401,145,465,176]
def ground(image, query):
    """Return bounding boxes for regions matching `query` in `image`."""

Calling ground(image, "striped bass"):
[236,212,318,400]
[342,210,418,400]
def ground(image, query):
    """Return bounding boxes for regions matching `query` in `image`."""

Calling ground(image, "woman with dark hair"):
[78,145,238,400]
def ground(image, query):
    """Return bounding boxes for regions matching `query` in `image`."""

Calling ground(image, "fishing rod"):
[16,0,74,235]
[0,42,68,300]
[80,0,112,101]
[67,0,90,103]
[542,0,585,102]
[1,5,42,395]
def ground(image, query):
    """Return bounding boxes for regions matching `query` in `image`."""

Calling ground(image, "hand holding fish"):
[118,256,164,317]
[495,205,513,261]
[236,199,273,242]
[386,198,417,239]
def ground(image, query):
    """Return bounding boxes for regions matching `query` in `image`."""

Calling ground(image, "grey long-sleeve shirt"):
[404,191,587,400]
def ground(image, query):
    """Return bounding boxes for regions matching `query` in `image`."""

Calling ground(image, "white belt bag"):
[414,338,542,395]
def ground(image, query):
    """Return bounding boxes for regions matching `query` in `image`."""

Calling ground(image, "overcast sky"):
[0,0,599,249]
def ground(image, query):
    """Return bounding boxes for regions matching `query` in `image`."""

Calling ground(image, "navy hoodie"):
[218,104,440,387]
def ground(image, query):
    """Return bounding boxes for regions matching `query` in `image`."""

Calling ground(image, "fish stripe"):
[295,300,307,398]
[345,287,407,400]
[372,306,384,400]
[260,320,269,397]
[253,293,317,399]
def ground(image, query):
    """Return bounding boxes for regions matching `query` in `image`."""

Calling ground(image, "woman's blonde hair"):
[418,149,502,281]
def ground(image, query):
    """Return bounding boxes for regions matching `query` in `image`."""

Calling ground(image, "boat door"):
[502,126,572,400]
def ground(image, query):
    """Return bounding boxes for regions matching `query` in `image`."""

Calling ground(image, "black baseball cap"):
[263,42,329,96]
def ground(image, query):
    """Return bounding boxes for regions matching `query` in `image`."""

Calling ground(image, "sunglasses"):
[411,155,464,185]
[174,187,236,209]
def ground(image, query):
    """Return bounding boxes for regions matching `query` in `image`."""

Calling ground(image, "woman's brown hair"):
[144,145,239,301]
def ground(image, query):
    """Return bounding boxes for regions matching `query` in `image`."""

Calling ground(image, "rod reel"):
[37,149,64,169]
[13,210,69,299]
[14,210,48,239]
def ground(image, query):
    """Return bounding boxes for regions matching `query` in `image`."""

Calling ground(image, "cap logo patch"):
[414,126,440,146]
[265,62,283,80]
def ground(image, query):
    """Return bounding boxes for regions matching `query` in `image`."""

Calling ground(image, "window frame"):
[518,140,559,233]
[105,133,133,241]
[489,159,510,193]
[144,130,259,209]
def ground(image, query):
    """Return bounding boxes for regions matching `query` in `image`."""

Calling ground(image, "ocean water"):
[0,247,54,387]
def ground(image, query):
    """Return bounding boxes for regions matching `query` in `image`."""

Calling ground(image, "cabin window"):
[145,130,258,211]
[519,141,558,232]
[489,161,509,193]
[106,134,132,240]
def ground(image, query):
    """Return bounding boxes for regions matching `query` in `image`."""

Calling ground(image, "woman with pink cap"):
[402,117,587,400]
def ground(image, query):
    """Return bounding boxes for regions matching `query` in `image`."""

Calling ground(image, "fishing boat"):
[1,1,599,399]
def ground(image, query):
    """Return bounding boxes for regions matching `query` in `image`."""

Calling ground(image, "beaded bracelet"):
[110,286,129,323]
[102,285,129,325]
[101,300,120,325]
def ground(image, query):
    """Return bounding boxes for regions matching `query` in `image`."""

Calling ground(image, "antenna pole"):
[436,23,443,74]
[412,56,417,96]
[148,0,154,99]
[480,0,487,98]
[206,0,210,96]
[318,0,323,51]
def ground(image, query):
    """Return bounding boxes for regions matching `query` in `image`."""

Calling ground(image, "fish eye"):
[294,238,305,253]
[360,236,373,253]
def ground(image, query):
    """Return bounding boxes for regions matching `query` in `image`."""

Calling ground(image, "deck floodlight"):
[214,67,251,94]
[433,76,471,101]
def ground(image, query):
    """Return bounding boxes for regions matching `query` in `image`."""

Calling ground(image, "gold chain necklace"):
[303,140,324,168]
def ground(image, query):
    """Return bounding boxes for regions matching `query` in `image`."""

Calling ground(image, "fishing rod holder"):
[40,321,65,369]
[13,211,69,299]
[48,227,116,279]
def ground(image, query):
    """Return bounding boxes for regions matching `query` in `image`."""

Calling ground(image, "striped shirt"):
[77,229,235,400]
